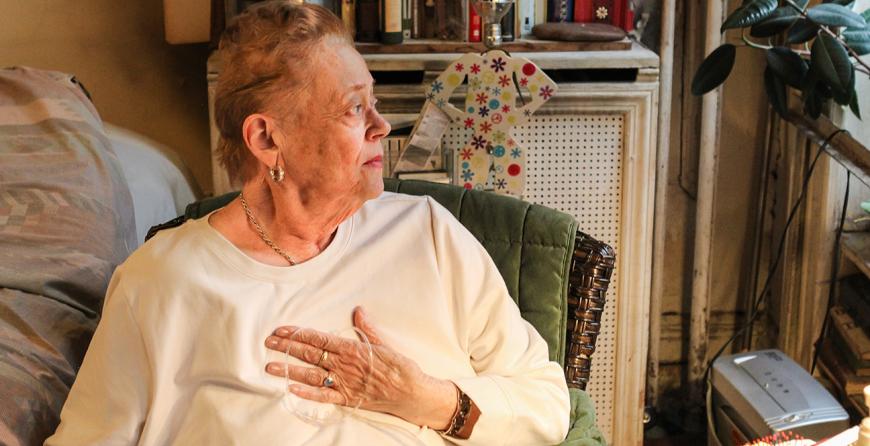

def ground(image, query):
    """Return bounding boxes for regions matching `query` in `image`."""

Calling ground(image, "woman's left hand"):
[264,306,458,430]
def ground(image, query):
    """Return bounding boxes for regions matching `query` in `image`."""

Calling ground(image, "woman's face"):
[273,42,390,207]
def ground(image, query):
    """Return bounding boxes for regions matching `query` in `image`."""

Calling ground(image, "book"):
[819,339,870,395]
[611,0,622,28]
[830,305,870,360]
[381,0,403,43]
[574,0,633,31]
[500,5,515,42]
[461,0,469,41]
[830,320,870,376]
[573,0,593,22]
[517,0,535,37]
[402,0,412,39]
[830,305,870,373]
[438,0,465,40]
[418,0,437,38]
[548,0,574,22]
[839,274,870,334]
[411,0,420,37]
[535,0,547,26]
[591,0,613,23]
[355,0,380,41]
[468,0,481,42]
[342,0,356,37]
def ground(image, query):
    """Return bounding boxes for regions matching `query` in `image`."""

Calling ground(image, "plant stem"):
[739,31,813,56]
[742,30,774,50]
[782,0,870,76]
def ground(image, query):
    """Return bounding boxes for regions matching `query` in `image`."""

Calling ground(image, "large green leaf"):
[751,7,801,37]
[766,47,808,88]
[787,19,820,43]
[807,3,866,28]
[764,66,789,118]
[844,27,870,55]
[803,86,823,118]
[822,0,855,8]
[832,64,856,105]
[721,0,779,31]
[811,34,853,98]
[862,8,870,21]
[692,44,737,95]
[818,83,835,100]
[849,88,862,120]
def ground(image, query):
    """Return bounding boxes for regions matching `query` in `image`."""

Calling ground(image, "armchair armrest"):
[564,231,616,390]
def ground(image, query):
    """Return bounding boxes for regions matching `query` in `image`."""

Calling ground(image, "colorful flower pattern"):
[425,50,556,196]
[490,57,506,72]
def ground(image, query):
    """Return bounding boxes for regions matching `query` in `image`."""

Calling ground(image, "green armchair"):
[149,178,615,445]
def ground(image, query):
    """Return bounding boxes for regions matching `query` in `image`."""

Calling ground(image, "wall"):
[0,0,213,194]
[653,0,770,404]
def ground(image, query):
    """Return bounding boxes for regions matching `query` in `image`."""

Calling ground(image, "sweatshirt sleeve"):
[45,268,151,445]
[427,197,571,446]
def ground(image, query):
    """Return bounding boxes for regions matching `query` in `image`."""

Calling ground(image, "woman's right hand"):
[263,306,459,430]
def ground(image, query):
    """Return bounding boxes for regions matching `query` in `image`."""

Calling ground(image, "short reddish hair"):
[214,1,352,183]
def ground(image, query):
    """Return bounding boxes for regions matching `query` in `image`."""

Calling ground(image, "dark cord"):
[810,169,851,375]
[743,129,849,349]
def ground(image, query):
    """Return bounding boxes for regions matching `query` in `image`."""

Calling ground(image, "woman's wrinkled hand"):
[264,306,458,430]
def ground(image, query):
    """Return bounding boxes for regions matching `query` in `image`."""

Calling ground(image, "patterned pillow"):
[0,67,135,445]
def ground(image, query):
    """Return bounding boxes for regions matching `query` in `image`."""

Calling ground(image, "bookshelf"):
[843,233,870,280]
[355,37,631,53]
[816,232,870,422]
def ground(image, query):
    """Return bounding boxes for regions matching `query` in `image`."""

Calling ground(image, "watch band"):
[440,386,482,440]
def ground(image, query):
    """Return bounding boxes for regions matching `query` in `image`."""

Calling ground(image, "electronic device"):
[710,349,849,446]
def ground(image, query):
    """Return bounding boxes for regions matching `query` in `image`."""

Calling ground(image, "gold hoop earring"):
[269,151,285,183]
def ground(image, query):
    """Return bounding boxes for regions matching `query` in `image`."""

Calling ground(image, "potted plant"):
[692,0,869,119]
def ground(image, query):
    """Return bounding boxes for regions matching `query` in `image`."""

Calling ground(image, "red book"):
[611,0,623,28]
[573,0,593,22]
[468,0,481,42]
[624,7,634,31]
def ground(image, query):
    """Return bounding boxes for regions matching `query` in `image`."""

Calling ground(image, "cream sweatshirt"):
[46,192,570,446]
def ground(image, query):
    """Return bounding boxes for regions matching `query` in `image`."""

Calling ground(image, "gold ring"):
[316,350,328,368]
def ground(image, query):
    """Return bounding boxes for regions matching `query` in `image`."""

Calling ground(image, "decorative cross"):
[426,50,556,197]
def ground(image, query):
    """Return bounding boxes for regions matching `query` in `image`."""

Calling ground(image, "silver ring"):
[323,374,336,388]
[316,350,328,368]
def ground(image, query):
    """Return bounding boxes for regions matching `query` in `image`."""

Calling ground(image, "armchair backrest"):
[381,179,576,366]
[159,179,615,390]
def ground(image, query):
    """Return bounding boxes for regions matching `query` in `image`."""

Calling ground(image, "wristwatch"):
[439,385,482,440]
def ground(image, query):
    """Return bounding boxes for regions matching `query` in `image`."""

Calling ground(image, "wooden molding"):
[534,81,658,446]
[355,38,631,54]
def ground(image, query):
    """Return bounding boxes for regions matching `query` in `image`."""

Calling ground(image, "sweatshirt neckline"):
[195,210,354,282]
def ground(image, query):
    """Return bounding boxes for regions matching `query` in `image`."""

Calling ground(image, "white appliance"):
[710,349,849,446]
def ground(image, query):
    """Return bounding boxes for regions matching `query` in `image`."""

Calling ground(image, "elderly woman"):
[46,2,569,445]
